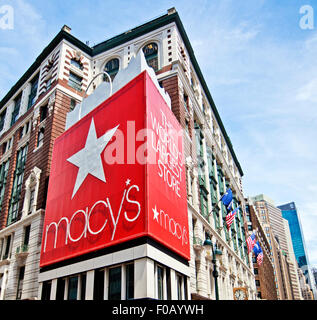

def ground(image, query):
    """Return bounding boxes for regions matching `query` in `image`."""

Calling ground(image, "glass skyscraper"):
[278,202,316,298]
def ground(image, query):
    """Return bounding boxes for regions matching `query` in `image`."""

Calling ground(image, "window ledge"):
[0,258,10,266]
[69,64,84,78]
[33,143,43,153]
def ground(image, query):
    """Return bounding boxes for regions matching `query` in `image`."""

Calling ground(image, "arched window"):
[70,58,83,70]
[104,58,119,81]
[142,43,158,71]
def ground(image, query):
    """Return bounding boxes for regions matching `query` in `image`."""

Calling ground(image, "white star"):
[67,118,119,199]
[125,179,131,186]
[152,205,160,222]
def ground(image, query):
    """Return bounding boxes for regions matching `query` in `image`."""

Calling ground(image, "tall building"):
[251,195,302,300]
[0,8,256,300]
[245,199,277,300]
[278,202,316,298]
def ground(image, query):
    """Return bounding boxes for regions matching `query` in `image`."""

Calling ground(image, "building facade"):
[251,195,302,300]
[245,200,277,300]
[0,8,256,300]
[278,202,316,298]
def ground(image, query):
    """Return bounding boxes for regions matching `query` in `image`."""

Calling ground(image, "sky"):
[0,0,317,269]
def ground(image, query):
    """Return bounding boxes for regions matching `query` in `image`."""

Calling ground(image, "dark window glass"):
[142,43,158,71]
[68,72,82,91]
[0,109,6,131]
[4,235,11,259]
[28,74,39,109]
[56,278,65,300]
[40,105,48,122]
[108,267,121,300]
[37,128,44,147]
[71,59,83,70]
[68,276,78,300]
[46,78,52,91]
[126,264,134,300]
[157,265,164,300]
[166,267,171,300]
[177,274,183,300]
[7,144,28,225]
[70,99,76,111]
[41,281,51,300]
[184,277,188,300]
[80,273,86,300]
[11,94,22,126]
[28,189,35,214]
[104,58,119,81]
[16,266,25,299]
[23,225,30,246]
[93,269,104,300]
[0,160,10,212]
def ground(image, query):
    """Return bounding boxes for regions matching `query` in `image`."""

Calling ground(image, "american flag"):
[257,251,263,266]
[225,207,239,230]
[246,232,256,253]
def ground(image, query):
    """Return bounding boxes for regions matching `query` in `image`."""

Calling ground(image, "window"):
[255,280,260,287]
[23,225,30,248]
[7,145,28,225]
[70,58,83,70]
[177,274,183,300]
[0,109,6,132]
[125,264,134,300]
[0,160,10,212]
[16,266,25,299]
[254,268,258,275]
[40,104,48,122]
[68,275,79,300]
[3,235,11,259]
[56,278,65,300]
[108,266,121,300]
[46,77,52,92]
[41,281,51,300]
[104,58,119,81]
[68,71,82,91]
[70,99,76,112]
[28,189,35,214]
[166,267,171,300]
[157,265,164,300]
[183,93,189,111]
[80,273,86,300]
[11,94,22,126]
[142,42,158,71]
[37,128,44,148]
[93,269,104,300]
[28,74,39,109]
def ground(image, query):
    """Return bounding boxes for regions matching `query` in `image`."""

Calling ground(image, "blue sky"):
[1,0,317,269]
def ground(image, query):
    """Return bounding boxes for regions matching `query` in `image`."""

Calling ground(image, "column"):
[50,279,57,300]
[85,270,95,300]
[134,258,155,299]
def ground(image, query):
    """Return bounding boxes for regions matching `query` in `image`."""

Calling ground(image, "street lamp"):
[203,234,222,300]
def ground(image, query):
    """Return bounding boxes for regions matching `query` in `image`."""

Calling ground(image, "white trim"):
[38,243,190,282]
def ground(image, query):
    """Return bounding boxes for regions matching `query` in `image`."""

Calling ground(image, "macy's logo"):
[43,182,141,252]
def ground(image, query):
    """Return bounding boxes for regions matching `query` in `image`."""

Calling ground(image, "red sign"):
[40,71,189,267]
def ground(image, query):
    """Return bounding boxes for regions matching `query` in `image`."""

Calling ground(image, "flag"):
[246,232,256,253]
[220,188,233,207]
[257,252,263,266]
[253,241,263,266]
[225,207,239,230]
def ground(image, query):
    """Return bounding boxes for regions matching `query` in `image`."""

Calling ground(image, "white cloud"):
[296,78,317,102]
